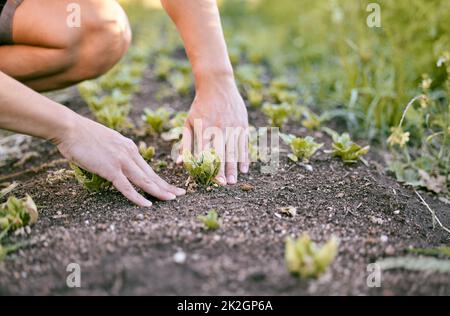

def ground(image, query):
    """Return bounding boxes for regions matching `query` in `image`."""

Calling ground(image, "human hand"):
[179,76,250,185]
[56,114,185,207]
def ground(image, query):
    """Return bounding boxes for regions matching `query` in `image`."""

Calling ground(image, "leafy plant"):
[142,107,172,134]
[262,102,292,128]
[138,142,155,161]
[408,247,450,258]
[95,104,130,131]
[281,134,323,163]
[285,233,339,278]
[161,112,188,142]
[183,149,221,186]
[198,209,220,230]
[70,164,112,192]
[0,195,38,231]
[386,54,450,196]
[324,128,369,164]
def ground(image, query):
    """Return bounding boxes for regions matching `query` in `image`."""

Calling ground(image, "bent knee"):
[66,0,132,82]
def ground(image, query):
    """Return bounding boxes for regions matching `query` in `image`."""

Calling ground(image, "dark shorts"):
[0,0,24,45]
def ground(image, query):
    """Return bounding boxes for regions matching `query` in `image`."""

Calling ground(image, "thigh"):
[12,0,129,49]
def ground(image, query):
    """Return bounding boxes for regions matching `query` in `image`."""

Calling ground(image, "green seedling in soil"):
[168,72,193,95]
[324,128,369,164]
[246,88,264,108]
[0,195,38,231]
[78,81,101,99]
[138,142,155,161]
[198,209,220,230]
[95,104,130,131]
[70,163,112,192]
[142,107,172,134]
[154,160,168,172]
[285,233,339,279]
[183,149,221,187]
[154,56,175,80]
[161,112,188,142]
[281,134,323,163]
[262,102,293,128]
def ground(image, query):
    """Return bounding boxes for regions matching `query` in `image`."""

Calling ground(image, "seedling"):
[246,88,264,108]
[154,56,175,79]
[142,107,172,134]
[138,142,156,161]
[168,72,192,95]
[285,233,339,279]
[183,149,221,186]
[331,133,369,164]
[154,160,168,171]
[281,134,323,163]
[262,102,292,128]
[95,104,130,131]
[323,128,369,164]
[70,164,112,192]
[0,195,38,231]
[161,112,188,142]
[198,209,220,230]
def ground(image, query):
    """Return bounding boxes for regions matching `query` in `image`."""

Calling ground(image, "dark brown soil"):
[0,64,449,296]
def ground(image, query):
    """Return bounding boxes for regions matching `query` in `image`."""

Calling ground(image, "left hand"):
[179,76,250,185]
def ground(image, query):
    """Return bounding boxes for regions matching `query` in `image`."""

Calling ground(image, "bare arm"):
[0,71,185,206]
[161,0,250,185]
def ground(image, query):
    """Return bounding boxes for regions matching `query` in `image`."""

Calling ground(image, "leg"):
[0,0,132,92]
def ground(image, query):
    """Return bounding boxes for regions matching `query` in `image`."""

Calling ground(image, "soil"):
[0,62,449,296]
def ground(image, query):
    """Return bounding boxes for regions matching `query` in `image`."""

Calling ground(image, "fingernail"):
[175,188,186,195]
[227,175,236,184]
[217,176,227,186]
[143,200,153,208]
[168,193,177,200]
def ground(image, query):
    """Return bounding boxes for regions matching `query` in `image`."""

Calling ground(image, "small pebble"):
[173,251,187,264]
[380,235,389,243]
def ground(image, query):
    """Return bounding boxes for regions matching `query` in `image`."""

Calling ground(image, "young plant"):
[95,104,130,131]
[138,142,156,161]
[281,134,323,163]
[161,112,188,142]
[183,149,221,186]
[198,209,220,230]
[262,102,292,128]
[285,233,339,279]
[0,195,38,231]
[70,164,112,192]
[324,128,369,164]
[142,107,172,134]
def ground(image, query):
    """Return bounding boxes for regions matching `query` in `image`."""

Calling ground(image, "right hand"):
[55,114,185,207]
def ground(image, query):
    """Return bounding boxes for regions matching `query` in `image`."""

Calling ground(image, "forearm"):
[160,0,234,90]
[0,71,76,144]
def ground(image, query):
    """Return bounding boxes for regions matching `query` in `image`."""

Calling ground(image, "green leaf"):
[198,209,220,230]
[0,195,38,231]
[70,163,112,192]
[262,102,293,128]
[285,233,339,278]
[183,149,221,187]
[142,107,172,134]
[331,133,369,163]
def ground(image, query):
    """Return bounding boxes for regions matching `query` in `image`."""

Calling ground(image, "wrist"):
[47,104,79,146]
[194,66,236,92]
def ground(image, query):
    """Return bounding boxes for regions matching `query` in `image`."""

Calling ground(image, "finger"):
[112,173,153,208]
[238,128,250,173]
[123,161,176,201]
[213,130,226,186]
[177,123,193,164]
[133,154,186,197]
[225,133,238,185]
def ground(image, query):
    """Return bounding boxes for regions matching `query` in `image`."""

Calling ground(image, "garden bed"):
[0,64,449,295]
